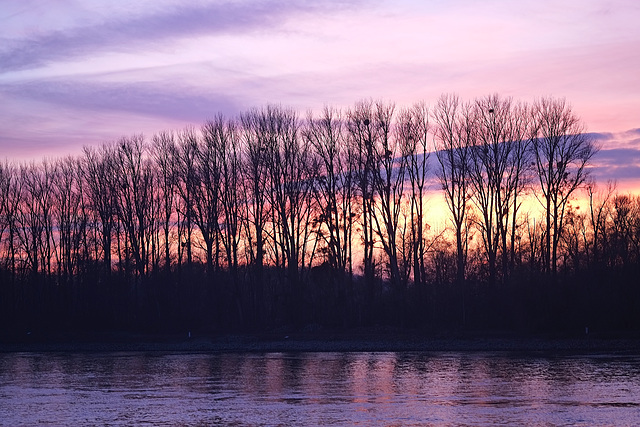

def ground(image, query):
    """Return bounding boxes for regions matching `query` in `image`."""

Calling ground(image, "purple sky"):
[1,0,639,188]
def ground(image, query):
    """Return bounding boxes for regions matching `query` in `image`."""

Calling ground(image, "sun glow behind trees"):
[0,94,638,332]
[0,95,608,280]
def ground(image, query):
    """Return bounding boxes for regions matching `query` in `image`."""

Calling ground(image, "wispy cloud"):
[1,0,638,183]
[590,133,640,188]
[0,0,358,73]
[0,78,238,121]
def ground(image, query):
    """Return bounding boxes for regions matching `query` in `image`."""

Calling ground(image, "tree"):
[240,108,271,275]
[112,135,154,278]
[503,101,533,275]
[306,106,356,277]
[238,107,274,326]
[151,131,179,272]
[347,100,380,292]
[531,97,598,275]
[82,145,118,276]
[434,94,473,287]
[467,94,532,284]
[396,102,431,288]
[203,115,243,279]
[586,180,615,270]
[15,162,51,277]
[52,157,87,283]
[193,123,223,273]
[368,101,407,288]
[174,128,198,269]
[0,162,15,274]
[611,194,635,268]
[257,106,318,305]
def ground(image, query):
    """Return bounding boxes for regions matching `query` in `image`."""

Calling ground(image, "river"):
[1,351,639,425]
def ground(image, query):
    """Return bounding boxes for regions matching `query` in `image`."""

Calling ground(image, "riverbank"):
[2,329,640,354]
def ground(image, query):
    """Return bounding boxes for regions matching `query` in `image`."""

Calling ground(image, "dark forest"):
[1,94,639,338]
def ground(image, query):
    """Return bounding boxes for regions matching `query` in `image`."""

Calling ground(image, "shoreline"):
[2,330,640,354]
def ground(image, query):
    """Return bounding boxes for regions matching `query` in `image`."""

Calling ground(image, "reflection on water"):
[1,351,639,426]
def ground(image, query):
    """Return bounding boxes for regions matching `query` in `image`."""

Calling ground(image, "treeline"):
[1,94,639,336]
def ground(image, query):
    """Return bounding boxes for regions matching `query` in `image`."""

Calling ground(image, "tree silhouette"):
[434,94,472,289]
[0,93,633,336]
[531,97,598,275]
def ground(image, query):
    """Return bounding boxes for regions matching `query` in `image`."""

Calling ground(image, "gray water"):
[1,351,639,426]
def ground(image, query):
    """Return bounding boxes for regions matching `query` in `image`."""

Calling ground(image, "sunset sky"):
[1,0,639,189]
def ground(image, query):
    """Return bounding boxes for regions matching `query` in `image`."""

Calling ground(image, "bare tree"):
[560,203,588,272]
[257,106,317,288]
[611,194,637,268]
[586,180,615,269]
[0,162,12,270]
[367,101,408,288]
[239,106,294,325]
[504,101,533,274]
[0,162,20,278]
[629,196,640,265]
[82,145,118,276]
[174,128,199,269]
[203,115,243,278]
[14,163,51,277]
[151,131,178,272]
[347,100,380,291]
[396,102,431,288]
[193,123,223,273]
[531,97,598,275]
[112,135,154,278]
[240,108,271,276]
[52,157,86,283]
[468,94,533,284]
[434,94,473,287]
[306,106,356,277]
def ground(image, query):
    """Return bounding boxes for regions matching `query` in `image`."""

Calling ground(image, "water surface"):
[1,351,639,426]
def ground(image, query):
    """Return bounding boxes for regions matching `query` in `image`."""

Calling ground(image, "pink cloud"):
[0,0,638,179]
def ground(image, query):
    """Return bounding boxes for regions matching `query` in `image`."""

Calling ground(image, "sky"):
[1,0,639,189]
